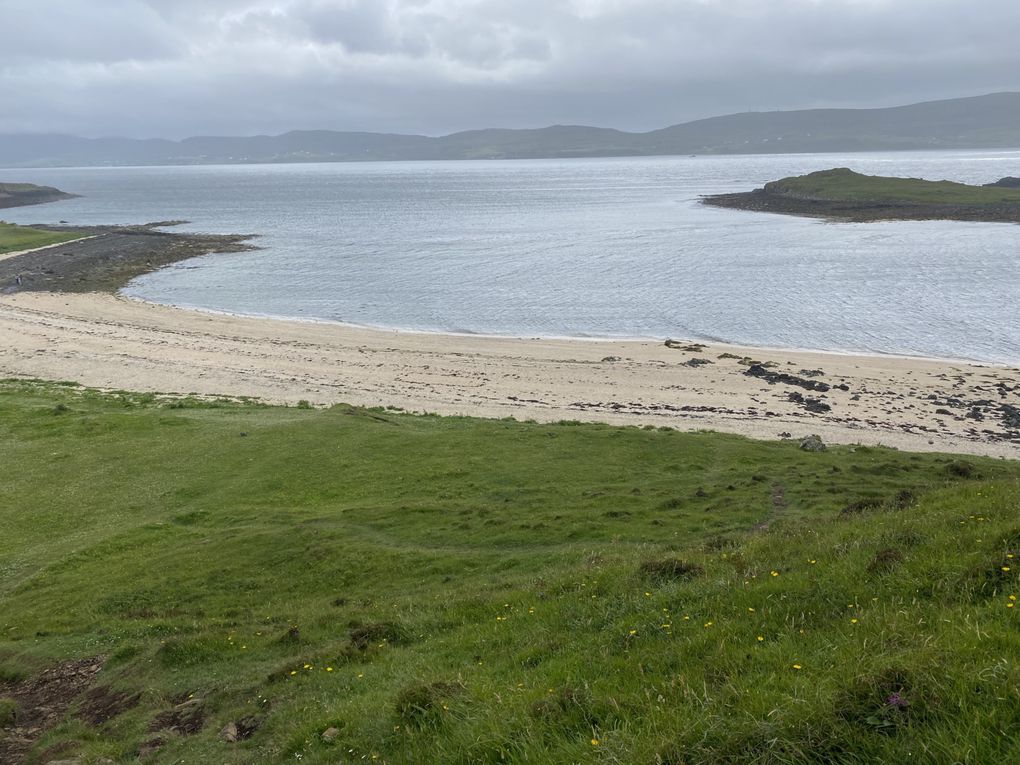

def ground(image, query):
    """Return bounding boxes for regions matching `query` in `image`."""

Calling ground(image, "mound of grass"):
[0,380,1018,763]
[764,167,1020,206]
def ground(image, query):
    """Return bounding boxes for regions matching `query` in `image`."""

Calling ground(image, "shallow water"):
[4,150,1019,363]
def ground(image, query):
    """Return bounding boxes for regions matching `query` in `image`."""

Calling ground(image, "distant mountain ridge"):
[2,92,1020,168]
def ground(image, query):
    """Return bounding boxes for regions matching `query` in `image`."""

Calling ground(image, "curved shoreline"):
[1,221,1018,457]
[1,290,1017,459]
[122,292,1017,369]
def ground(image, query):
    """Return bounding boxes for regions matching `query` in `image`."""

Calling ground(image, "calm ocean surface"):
[4,151,1019,363]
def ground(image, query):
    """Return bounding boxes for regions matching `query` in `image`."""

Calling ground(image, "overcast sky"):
[2,0,1018,138]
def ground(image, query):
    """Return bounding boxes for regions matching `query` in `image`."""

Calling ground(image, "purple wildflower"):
[885,692,909,709]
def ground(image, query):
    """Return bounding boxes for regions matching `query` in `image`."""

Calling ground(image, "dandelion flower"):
[629,629,637,636]
[326,667,334,672]
[1003,567,1011,572]
[747,607,756,612]
[756,635,764,642]
[770,571,779,577]
[591,738,600,746]
[792,664,802,670]
[850,619,858,624]
[704,621,713,628]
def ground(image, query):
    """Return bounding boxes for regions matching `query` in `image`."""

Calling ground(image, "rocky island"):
[0,181,78,209]
[703,168,1020,223]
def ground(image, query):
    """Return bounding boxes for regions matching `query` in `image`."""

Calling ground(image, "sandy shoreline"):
[1,290,1017,458]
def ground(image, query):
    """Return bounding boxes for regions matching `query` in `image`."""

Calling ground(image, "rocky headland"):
[0,223,256,293]
[0,182,79,209]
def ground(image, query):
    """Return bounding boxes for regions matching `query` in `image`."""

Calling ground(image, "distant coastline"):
[3,91,1020,168]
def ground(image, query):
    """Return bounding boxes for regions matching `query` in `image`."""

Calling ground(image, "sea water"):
[4,150,1019,363]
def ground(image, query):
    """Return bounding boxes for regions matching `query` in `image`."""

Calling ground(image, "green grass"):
[0,222,83,255]
[1,380,1018,763]
[766,168,1020,205]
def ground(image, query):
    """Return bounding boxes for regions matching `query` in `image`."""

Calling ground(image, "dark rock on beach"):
[744,364,832,392]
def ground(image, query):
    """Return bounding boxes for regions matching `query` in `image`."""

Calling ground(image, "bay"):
[3,150,1019,363]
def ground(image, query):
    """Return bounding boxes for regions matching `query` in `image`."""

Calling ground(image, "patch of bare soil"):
[0,657,104,764]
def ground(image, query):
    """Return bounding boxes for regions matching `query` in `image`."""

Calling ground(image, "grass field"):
[765,168,1020,205]
[0,222,84,255]
[1,380,1018,764]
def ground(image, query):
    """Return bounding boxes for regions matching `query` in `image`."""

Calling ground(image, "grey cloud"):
[0,0,182,64]
[0,0,1018,138]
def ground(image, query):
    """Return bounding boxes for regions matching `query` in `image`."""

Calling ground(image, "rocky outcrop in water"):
[0,182,78,209]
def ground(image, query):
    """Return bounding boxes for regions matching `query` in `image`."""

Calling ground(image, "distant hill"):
[2,92,1020,168]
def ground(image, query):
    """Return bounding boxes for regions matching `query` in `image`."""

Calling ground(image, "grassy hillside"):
[1,381,1018,764]
[0,222,83,255]
[764,168,1020,205]
[4,92,1020,167]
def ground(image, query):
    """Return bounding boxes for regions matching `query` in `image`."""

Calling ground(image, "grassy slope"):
[0,223,83,255]
[0,381,1018,764]
[765,168,1020,205]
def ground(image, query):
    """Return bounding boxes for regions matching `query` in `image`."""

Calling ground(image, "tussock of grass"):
[638,558,705,582]
[0,380,1018,763]
[0,697,21,726]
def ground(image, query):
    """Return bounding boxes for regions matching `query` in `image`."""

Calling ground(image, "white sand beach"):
[1,291,1017,458]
